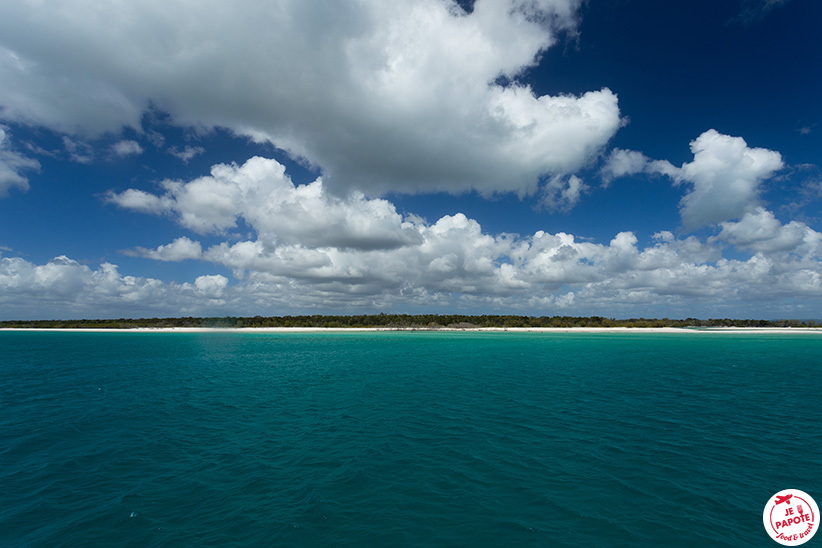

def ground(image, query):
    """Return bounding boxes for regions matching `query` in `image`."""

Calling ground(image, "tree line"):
[1,314,818,329]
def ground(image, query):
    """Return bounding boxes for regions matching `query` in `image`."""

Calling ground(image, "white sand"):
[2,326,820,333]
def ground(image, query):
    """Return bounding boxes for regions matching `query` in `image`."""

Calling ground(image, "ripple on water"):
[1,331,820,547]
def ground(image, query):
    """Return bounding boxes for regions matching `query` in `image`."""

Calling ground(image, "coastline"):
[2,326,821,334]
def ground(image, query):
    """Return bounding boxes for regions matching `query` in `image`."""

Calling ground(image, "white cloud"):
[603,131,784,229]
[62,136,93,164]
[105,188,173,214]
[0,126,39,197]
[111,139,143,157]
[601,149,650,182]
[714,207,822,255]
[0,255,240,319]
[6,211,822,319]
[540,175,588,211]
[95,153,822,319]
[169,145,205,162]
[126,237,203,262]
[0,0,620,196]
[194,274,228,301]
[676,130,783,228]
[600,148,677,184]
[110,156,423,250]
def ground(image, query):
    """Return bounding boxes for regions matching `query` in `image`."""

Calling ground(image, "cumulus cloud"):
[600,148,677,184]
[602,131,784,229]
[0,254,241,319]
[713,207,822,255]
[0,0,620,196]
[105,188,173,214]
[109,157,423,250]
[98,153,822,318]
[539,174,588,211]
[111,139,143,157]
[125,237,203,262]
[193,275,229,304]
[675,130,783,228]
[0,125,39,197]
[69,157,822,315]
[6,210,822,319]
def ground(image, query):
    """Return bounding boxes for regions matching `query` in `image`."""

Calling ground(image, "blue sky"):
[1,0,821,320]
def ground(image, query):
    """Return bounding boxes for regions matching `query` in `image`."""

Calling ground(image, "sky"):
[1,0,821,320]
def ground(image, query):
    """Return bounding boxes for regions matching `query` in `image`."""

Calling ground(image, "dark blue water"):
[1,331,820,547]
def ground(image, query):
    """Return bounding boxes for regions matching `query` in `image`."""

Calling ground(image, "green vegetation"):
[0,314,818,329]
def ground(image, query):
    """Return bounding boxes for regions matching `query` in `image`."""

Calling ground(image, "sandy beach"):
[2,326,821,334]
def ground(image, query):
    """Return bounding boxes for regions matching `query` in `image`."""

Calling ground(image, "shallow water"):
[1,331,820,547]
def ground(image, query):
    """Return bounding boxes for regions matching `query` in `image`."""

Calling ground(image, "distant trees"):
[1,315,818,329]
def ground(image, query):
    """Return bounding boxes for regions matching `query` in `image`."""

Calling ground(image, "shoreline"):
[2,326,821,334]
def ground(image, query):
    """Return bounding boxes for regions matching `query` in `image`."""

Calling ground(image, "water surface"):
[1,331,820,547]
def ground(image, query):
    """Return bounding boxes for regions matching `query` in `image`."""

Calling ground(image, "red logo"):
[764,489,818,546]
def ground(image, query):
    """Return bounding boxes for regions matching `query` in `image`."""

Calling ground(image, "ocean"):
[1,330,820,547]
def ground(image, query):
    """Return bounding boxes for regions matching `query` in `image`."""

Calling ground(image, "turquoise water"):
[1,331,820,547]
